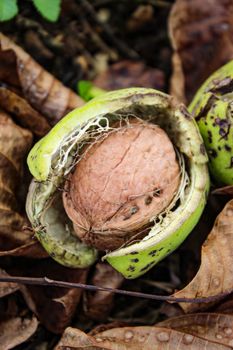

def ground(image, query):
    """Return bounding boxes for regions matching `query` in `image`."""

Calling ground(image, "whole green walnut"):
[189,60,233,185]
[26,88,209,278]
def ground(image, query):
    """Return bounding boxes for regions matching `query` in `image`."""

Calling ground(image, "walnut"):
[63,119,180,251]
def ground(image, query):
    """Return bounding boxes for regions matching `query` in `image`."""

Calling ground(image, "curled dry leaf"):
[83,262,124,321]
[0,86,50,137]
[173,199,233,312]
[0,111,45,258]
[0,32,84,127]
[17,259,88,334]
[93,60,165,92]
[169,0,233,103]
[55,315,233,350]
[0,316,38,350]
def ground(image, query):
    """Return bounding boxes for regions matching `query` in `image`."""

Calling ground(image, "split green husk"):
[26,88,209,278]
[189,60,233,185]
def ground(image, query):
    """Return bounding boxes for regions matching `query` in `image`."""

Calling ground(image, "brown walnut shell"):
[62,120,180,251]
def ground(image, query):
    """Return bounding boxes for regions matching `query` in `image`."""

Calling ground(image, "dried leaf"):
[0,269,19,298]
[0,240,47,258]
[169,0,233,103]
[212,186,233,197]
[0,32,84,126]
[216,297,233,314]
[0,86,50,136]
[158,313,233,347]
[94,60,165,92]
[84,263,124,321]
[55,320,233,349]
[17,260,88,334]
[0,110,32,172]
[173,200,233,312]
[0,316,38,350]
[0,111,45,257]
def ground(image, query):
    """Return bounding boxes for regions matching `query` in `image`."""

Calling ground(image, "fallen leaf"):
[0,316,38,350]
[169,0,233,103]
[83,262,124,321]
[0,240,47,258]
[212,186,233,197]
[0,110,32,173]
[216,298,233,314]
[0,32,84,126]
[0,269,19,298]
[15,259,88,334]
[173,200,233,312]
[55,318,233,349]
[0,86,50,136]
[94,60,165,92]
[0,111,45,257]
[158,313,233,347]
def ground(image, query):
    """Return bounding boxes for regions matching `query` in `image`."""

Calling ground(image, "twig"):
[80,0,140,59]
[0,275,231,304]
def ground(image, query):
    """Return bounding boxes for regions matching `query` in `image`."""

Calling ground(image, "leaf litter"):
[0,0,232,348]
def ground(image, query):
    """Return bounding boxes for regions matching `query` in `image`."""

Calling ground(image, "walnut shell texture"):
[63,120,180,251]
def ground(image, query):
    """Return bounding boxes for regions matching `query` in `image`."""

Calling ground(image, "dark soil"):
[1,0,174,92]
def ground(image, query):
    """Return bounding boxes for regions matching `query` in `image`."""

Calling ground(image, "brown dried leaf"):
[55,318,233,350]
[158,313,233,347]
[17,260,88,334]
[0,110,32,172]
[0,86,50,136]
[212,186,233,197]
[0,32,84,126]
[0,111,45,257]
[173,200,233,312]
[0,239,47,258]
[84,263,124,321]
[94,60,165,92]
[216,297,233,314]
[169,0,233,103]
[0,316,38,350]
[0,269,19,298]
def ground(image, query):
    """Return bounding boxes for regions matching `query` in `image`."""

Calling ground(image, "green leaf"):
[78,80,93,101]
[32,0,61,22]
[0,0,18,22]
[78,80,106,101]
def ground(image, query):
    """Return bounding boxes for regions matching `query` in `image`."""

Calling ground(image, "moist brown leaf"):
[0,32,84,126]
[55,323,233,349]
[0,316,38,350]
[93,60,165,92]
[0,111,45,257]
[16,259,88,334]
[158,313,233,347]
[0,86,50,137]
[173,200,233,312]
[83,263,124,321]
[0,268,19,298]
[169,0,233,103]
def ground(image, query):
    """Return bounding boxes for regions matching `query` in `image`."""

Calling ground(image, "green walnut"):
[189,60,233,185]
[26,88,209,278]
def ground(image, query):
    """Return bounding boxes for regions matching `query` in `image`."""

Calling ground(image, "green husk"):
[26,88,209,278]
[189,60,233,185]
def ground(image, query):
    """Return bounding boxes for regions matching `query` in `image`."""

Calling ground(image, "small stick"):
[0,275,231,304]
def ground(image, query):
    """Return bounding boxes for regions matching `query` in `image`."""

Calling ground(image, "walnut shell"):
[63,120,180,251]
